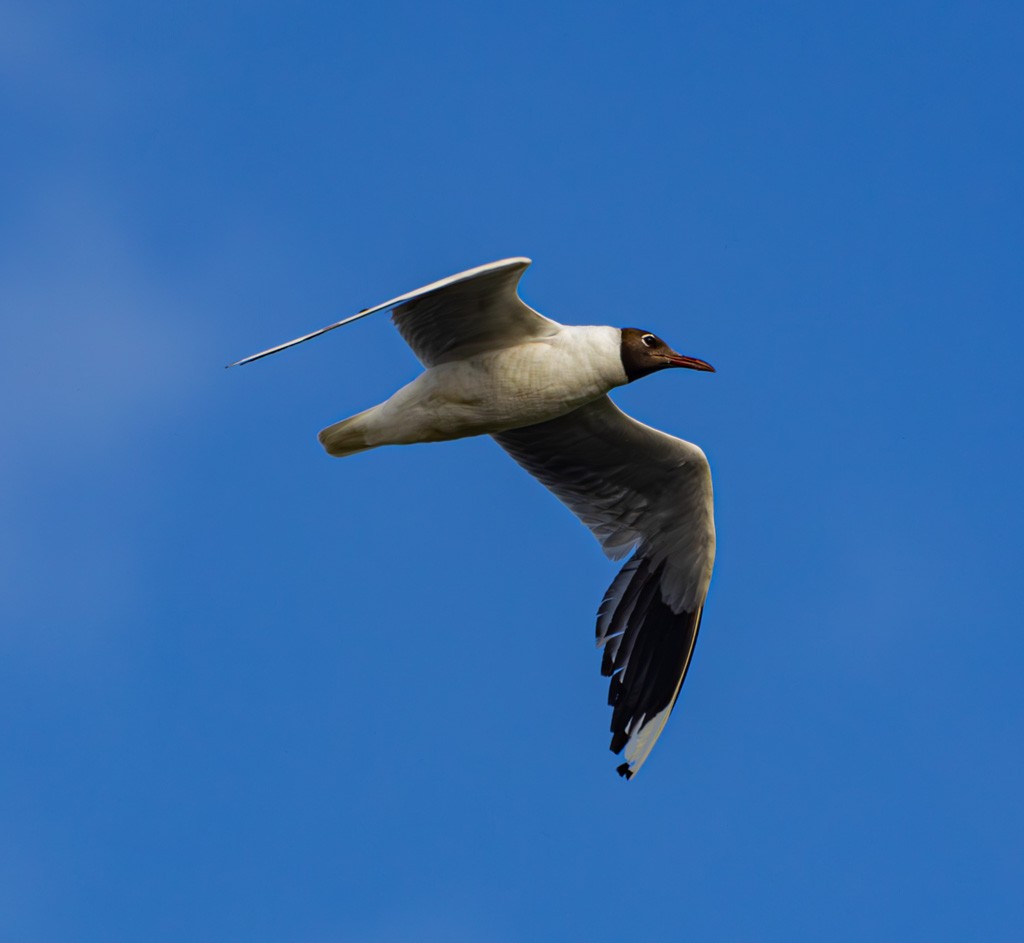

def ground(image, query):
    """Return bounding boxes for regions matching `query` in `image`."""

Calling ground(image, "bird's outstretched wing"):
[389,258,557,367]
[228,258,557,368]
[492,396,716,779]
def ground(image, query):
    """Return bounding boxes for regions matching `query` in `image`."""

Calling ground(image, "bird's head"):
[619,328,715,382]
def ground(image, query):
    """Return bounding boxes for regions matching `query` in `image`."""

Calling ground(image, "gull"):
[230,258,716,779]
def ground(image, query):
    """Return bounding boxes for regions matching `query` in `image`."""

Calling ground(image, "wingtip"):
[226,351,265,368]
[616,762,635,780]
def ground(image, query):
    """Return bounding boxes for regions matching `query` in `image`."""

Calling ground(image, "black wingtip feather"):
[597,555,704,772]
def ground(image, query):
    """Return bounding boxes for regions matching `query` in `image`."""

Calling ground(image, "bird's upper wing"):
[389,258,558,367]
[228,257,557,368]
[492,395,716,779]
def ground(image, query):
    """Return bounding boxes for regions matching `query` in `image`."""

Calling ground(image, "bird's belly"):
[368,345,619,445]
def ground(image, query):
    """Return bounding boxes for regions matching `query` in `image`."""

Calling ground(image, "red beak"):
[666,353,715,373]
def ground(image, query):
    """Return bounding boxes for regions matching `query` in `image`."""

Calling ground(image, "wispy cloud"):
[0,182,209,658]
[0,2,110,115]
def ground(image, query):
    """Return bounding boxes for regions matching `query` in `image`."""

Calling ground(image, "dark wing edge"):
[597,557,705,779]
[492,396,715,779]
[391,257,558,367]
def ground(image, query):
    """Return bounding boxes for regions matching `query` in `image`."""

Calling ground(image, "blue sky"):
[2,1,1022,940]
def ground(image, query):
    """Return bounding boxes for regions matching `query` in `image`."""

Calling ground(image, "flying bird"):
[230,258,716,779]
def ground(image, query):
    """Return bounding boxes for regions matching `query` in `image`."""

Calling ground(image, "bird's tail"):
[318,410,375,458]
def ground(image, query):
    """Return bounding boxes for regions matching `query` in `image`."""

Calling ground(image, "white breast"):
[362,325,627,446]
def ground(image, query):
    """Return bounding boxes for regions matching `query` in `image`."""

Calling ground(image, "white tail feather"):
[318,411,374,458]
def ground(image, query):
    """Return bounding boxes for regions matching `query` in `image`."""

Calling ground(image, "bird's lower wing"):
[492,396,716,778]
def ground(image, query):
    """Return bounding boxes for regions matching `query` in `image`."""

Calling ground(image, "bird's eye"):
[641,334,658,348]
